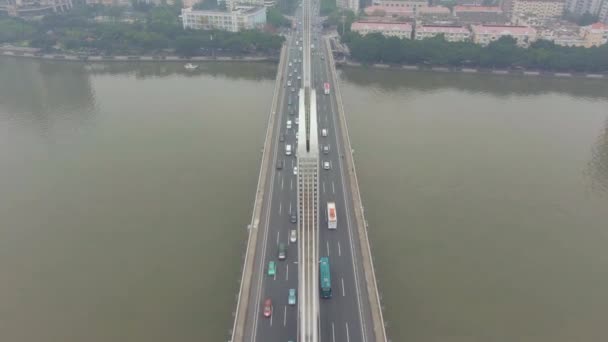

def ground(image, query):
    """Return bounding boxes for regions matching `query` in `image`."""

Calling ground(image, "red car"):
[263,299,273,318]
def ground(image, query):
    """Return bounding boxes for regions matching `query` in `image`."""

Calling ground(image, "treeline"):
[0,4,283,56]
[343,32,608,73]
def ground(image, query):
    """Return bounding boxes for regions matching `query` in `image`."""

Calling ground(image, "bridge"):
[230,0,387,341]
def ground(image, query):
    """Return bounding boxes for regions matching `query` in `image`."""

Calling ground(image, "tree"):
[267,7,290,28]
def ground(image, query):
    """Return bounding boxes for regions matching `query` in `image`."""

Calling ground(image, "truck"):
[324,82,330,95]
[327,202,337,229]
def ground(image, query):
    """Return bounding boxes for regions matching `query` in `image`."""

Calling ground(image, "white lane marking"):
[332,181,335,194]
[332,322,336,342]
[270,314,273,327]
[276,231,280,245]
[286,264,289,281]
[281,176,284,190]
[342,277,345,297]
[323,181,326,193]
[279,202,282,215]
[290,178,293,190]
[283,306,287,327]
[289,202,292,215]
[291,159,294,168]
[327,241,330,256]
[338,241,341,256]
[274,271,277,281]
[346,322,350,342]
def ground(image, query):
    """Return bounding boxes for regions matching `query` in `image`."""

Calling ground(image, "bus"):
[327,202,337,229]
[324,82,330,95]
[319,257,332,298]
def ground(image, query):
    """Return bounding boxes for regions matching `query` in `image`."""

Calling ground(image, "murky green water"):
[1,58,607,342]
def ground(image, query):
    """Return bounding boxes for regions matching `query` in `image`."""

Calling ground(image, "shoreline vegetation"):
[0,4,284,57]
[341,32,608,74]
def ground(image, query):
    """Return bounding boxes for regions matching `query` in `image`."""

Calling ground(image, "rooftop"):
[352,21,413,31]
[471,24,536,35]
[453,5,503,13]
[417,25,470,33]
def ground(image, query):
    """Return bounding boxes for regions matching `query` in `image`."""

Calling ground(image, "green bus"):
[319,257,332,298]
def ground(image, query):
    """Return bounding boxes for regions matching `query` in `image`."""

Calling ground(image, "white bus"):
[327,202,337,229]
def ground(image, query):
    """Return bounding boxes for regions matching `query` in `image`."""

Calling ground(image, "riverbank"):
[0,49,278,63]
[336,60,607,80]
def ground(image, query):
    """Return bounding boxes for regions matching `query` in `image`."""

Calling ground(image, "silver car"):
[323,161,331,170]
[290,230,297,243]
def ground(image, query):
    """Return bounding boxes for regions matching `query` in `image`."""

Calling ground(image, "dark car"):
[290,212,297,223]
[279,133,285,142]
[276,160,284,170]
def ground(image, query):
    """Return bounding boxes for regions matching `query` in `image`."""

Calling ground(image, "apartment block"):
[471,24,537,46]
[351,21,414,39]
[415,25,472,41]
[579,22,608,46]
[372,0,429,15]
[0,0,72,16]
[512,0,565,18]
[564,0,604,16]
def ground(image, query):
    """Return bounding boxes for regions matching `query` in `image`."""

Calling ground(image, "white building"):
[511,0,565,18]
[351,21,413,39]
[415,25,472,42]
[471,24,537,46]
[181,6,266,32]
[0,0,72,16]
[372,0,428,15]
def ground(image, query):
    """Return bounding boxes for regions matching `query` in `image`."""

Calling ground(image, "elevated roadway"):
[230,0,387,341]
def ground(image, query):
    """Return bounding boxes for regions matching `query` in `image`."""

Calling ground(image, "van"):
[286,144,292,156]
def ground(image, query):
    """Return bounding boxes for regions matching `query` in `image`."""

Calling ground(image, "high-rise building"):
[564,0,604,16]
[598,0,608,23]
[511,0,565,18]
[338,0,359,12]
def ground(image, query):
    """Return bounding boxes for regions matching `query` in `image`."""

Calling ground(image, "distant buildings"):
[564,0,604,16]
[0,0,72,17]
[414,25,471,41]
[511,0,565,18]
[181,6,266,32]
[599,0,608,23]
[579,22,608,46]
[453,5,509,24]
[471,24,537,46]
[351,21,413,39]
[337,0,359,13]
[372,0,428,15]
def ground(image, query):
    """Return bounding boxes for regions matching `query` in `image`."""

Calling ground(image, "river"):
[1,57,607,342]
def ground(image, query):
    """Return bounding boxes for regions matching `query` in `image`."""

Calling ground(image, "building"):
[351,21,414,38]
[0,0,72,17]
[181,6,266,32]
[418,6,452,18]
[337,0,359,13]
[414,25,472,41]
[511,0,565,18]
[599,0,608,23]
[220,0,271,11]
[454,5,509,24]
[364,5,415,17]
[564,0,604,16]
[372,0,429,15]
[579,22,608,46]
[471,24,537,45]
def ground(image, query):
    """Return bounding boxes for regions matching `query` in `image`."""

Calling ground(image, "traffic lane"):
[320,49,376,342]
[315,46,369,342]
[249,37,298,342]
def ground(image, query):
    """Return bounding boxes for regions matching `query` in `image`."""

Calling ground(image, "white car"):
[321,128,328,137]
[293,166,298,175]
[323,161,331,170]
[290,230,297,243]
[297,76,301,80]
[287,120,292,129]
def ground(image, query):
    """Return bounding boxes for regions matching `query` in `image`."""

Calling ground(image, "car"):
[295,117,299,125]
[323,145,329,154]
[290,212,297,223]
[268,261,276,276]
[263,299,273,317]
[321,56,325,60]
[289,62,292,67]
[287,120,292,129]
[278,243,287,260]
[291,87,296,92]
[280,134,285,142]
[287,80,292,86]
[296,132,299,140]
[290,229,297,243]
[276,160,284,170]
[323,161,331,170]
[297,76,301,80]
[289,73,292,77]
[293,166,298,175]
[321,128,328,137]
[288,289,296,305]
